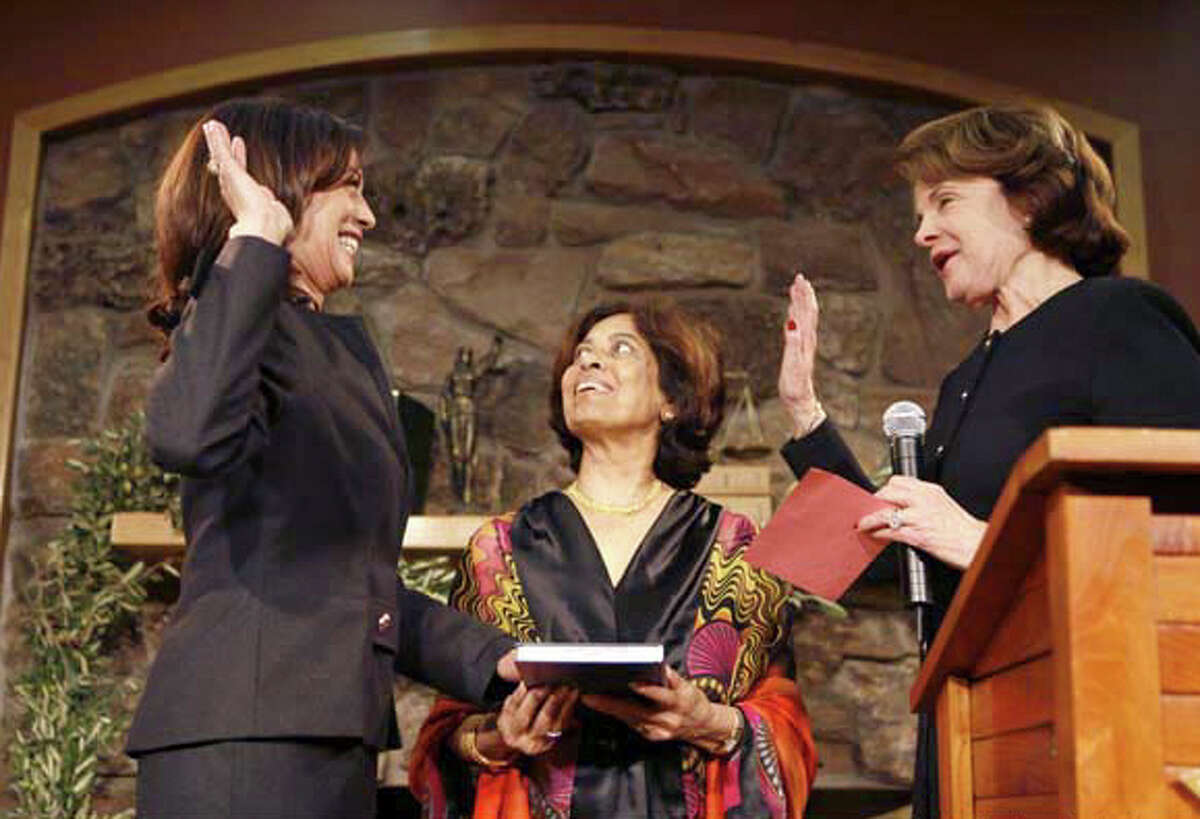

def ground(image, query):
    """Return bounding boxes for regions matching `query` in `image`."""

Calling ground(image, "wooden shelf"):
[110,465,774,559]
[110,511,493,560]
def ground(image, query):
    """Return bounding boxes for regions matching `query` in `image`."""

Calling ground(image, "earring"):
[661,410,675,423]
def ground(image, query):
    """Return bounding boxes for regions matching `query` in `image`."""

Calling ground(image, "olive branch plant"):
[6,414,178,818]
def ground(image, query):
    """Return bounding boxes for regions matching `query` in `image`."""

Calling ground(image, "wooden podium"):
[911,428,1200,818]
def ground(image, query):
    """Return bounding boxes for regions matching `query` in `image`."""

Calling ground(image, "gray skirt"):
[135,738,376,818]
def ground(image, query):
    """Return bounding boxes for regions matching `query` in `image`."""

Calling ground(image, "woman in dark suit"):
[127,98,514,818]
[777,103,1200,818]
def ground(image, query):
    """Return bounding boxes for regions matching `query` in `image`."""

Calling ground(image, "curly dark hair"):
[146,97,365,355]
[549,301,725,490]
[894,103,1130,278]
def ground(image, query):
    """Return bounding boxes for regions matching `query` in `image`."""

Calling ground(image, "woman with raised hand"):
[778,103,1200,818]
[411,302,817,818]
[128,98,514,818]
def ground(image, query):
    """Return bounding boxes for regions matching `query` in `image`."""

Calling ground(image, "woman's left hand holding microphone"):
[201,120,293,245]
[857,475,986,571]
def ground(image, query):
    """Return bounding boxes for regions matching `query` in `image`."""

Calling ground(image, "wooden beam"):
[1046,490,1165,818]
[973,794,1059,818]
[972,580,1051,679]
[936,675,975,818]
[1160,625,1200,694]
[0,117,38,580]
[1162,695,1200,766]
[1153,515,1200,555]
[969,654,1054,740]
[1157,557,1200,623]
[971,725,1056,799]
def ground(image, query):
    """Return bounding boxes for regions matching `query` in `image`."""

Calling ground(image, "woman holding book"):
[410,302,817,818]
[777,103,1200,818]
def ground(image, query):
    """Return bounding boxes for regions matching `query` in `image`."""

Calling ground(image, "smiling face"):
[287,154,376,297]
[912,176,1034,308]
[560,313,672,443]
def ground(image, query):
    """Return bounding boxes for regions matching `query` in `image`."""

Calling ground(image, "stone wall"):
[3,61,989,812]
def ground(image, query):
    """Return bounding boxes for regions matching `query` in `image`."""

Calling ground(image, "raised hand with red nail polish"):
[778,272,826,437]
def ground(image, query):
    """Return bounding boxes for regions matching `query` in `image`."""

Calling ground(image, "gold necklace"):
[564,480,666,516]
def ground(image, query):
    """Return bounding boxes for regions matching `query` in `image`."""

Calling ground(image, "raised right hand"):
[778,272,824,437]
[201,120,293,245]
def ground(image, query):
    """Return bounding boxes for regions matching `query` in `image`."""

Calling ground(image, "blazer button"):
[935,444,946,457]
[377,612,393,633]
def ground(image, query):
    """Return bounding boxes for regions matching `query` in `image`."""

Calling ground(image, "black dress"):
[127,237,513,817]
[780,275,1200,818]
[413,492,817,817]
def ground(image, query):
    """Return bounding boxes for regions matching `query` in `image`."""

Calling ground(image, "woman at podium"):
[411,302,817,817]
[777,103,1200,817]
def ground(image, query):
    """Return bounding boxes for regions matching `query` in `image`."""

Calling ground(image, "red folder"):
[745,467,894,599]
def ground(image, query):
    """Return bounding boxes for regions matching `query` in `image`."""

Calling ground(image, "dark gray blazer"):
[127,237,511,755]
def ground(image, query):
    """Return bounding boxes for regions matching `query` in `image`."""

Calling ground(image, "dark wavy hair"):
[894,103,1130,278]
[549,301,725,490]
[146,97,365,355]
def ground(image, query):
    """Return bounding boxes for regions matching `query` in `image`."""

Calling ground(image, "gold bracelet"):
[716,707,746,757]
[458,713,513,770]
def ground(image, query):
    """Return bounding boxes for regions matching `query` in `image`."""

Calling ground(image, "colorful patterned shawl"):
[410,494,817,818]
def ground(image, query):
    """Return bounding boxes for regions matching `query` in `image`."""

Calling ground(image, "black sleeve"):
[779,418,875,491]
[394,582,516,707]
[1090,281,1200,427]
[144,237,290,477]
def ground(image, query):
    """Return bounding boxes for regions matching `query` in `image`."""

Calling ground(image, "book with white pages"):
[515,643,666,693]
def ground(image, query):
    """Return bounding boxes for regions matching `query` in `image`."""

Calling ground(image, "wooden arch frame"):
[0,24,1146,572]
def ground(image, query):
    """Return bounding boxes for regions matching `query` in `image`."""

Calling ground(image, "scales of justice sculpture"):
[716,370,772,460]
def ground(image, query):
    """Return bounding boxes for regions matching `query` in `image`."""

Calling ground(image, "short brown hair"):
[147,98,365,349]
[549,302,725,490]
[894,103,1129,277]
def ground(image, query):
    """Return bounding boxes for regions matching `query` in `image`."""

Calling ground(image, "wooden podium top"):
[910,427,1200,712]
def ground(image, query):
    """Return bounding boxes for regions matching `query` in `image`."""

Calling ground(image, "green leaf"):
[9,412,173,816]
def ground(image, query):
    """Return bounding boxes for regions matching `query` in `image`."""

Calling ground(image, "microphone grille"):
[882,400,927,438]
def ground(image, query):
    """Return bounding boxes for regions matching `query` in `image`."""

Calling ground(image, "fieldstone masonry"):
[3,61,1002,811]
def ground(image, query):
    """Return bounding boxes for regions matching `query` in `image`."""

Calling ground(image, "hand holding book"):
[456,682,578,767]
[584,666,744,756]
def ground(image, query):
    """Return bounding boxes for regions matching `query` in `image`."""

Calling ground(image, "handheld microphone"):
[882,400,933,658]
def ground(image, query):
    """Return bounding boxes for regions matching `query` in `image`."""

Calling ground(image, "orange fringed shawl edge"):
[706,670,818,819]
[410,698,531,819]
[411,667,816,819]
